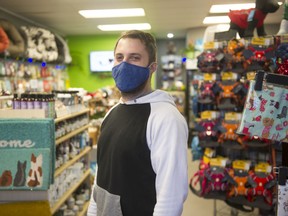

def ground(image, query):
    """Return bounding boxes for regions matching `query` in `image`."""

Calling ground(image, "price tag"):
[222,72,236,80]
[203,73,215,81]
[203,148,215,164]
[201,111,212,120]
[232,160,251,170]
[251,37,273,46]
[225,112,241,121]
[210,157,228,167]
[251,37,266,45]
[255,162,272,173]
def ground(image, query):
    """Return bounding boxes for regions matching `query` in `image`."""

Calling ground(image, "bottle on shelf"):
[27,94,34,109]
[12,94,21,109]
[20,93,28,109]
[34,93,42,109]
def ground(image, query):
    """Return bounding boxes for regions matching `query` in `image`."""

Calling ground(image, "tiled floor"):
[182,150,260,216]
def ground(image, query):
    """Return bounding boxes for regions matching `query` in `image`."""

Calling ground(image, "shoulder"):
[150,101,184,120]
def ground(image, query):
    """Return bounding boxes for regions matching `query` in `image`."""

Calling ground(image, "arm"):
[147,104,188,216]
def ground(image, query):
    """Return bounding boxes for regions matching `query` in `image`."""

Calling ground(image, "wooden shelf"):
[51,109,92,215]
[78,201,90,216]
[55,125,89,146]
[54,146,91,178]
[55,108,89,123]
[50,169,91,214]
[0,95,13,100]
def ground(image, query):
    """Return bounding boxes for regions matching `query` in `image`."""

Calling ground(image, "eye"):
[115,55,123,62]
[129,55,141,61]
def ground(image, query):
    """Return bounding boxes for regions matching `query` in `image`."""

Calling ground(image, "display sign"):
[0,119,55,190]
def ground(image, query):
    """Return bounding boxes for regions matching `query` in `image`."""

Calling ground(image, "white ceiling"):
[0,0,284,39]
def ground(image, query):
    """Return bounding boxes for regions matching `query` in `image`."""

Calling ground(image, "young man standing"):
[88,30,188,216]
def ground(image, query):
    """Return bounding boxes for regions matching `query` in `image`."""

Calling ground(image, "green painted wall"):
[66,35,118,92]
[67,34,159,92]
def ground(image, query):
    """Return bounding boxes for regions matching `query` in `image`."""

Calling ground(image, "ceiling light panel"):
[79,8,145,18]
[98,23,151,31]
[203,16,230,24]
[210,3,255,13]
[210,2,283,13]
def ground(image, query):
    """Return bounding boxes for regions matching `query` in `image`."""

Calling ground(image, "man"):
[88,30,188,216]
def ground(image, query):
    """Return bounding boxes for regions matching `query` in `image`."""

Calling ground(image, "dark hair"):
[114,30,157,64]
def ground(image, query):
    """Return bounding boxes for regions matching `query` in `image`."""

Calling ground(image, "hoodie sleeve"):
[147,102,189,216]
[87,167,97,216]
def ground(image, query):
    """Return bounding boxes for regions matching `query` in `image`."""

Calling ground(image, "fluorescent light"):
[203,16,230,24]
[210,4,255,13]
[98,23,151,31]
[79,8,145,18]
[210,2,283,13]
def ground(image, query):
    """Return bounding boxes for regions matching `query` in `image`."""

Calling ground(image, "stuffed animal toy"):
[227,0,280,38]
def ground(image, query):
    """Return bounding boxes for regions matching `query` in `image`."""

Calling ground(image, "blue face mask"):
[112,62,150,93]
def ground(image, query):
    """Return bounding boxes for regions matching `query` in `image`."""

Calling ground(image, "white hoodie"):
[87,89,188,216]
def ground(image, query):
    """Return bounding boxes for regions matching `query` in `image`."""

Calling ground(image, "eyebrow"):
[130,53,141,57]
[115,53,142,57]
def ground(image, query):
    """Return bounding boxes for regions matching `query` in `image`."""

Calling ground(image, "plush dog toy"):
[227,0,280,38]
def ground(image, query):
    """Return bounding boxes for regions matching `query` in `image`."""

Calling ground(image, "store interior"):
[0,0,288,215]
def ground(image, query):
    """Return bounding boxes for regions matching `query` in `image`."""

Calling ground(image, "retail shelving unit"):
[50,169,90,214]
[50,108,92,215]
[0,108,92,216]
[54,146,91,178]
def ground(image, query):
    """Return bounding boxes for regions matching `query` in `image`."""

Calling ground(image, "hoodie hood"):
[120,89,176,107]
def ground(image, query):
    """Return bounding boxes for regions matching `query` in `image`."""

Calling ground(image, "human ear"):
[150,62,158,73]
